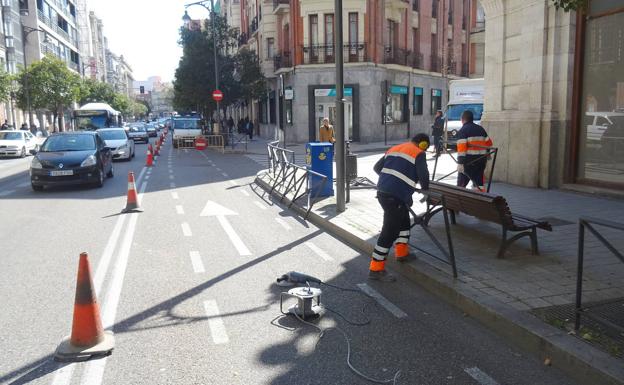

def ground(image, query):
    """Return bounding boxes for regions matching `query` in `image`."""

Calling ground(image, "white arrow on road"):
[200,200,251,256]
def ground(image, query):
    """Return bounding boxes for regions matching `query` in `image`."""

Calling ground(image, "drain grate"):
[532,298,624,359]
[537,216,575,227]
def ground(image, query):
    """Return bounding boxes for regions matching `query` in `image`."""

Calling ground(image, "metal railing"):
[575,217,624,332]
[273,51,292,71]
[273,0,289,10]
[301,44,367,65]
[204,134,225,153]
[384,46,411,66]
[430,55,442,72]
[431,143,499,193]
[224,133,248,152]
[266,141,327,219]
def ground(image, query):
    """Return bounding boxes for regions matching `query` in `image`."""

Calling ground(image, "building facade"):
[87,11,105,81]
[105,49,134,98]
[226,0,474,143]
[1,0,26,126]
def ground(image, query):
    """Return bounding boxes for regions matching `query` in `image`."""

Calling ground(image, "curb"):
[255,174,624,385]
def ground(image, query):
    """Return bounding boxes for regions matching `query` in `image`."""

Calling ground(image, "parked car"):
[30,132,113,191]
[145,123,157,137]
[0,130,40,157]
[127,125,149,143]
[97,127,135,161]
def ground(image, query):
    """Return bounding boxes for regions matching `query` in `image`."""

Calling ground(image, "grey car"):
[127,126,149,143]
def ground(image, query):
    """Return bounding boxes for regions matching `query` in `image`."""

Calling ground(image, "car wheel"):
[131,148,135,158]
[31,184,43,191]
[95,168,105,188]
[107,164,114,178]
[20,146,26,158]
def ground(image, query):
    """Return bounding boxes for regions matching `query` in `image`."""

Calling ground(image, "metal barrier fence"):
[575,217,624,331]
[266,141,327,219]
[224,133,248,152]
[174,135,199,149]
[432,142,498,193]
[204,135,225,153]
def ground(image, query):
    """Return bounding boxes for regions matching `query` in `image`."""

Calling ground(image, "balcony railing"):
[38,9,72,45]
[301,44,367,65]
[46,0,77,23]
[384,46,411,66]
[411,52,424,69]
[460,61,469,77]
[250,16,258,35]
[274,51,292,71]
[472,20,485,33]
[273,0,289,11]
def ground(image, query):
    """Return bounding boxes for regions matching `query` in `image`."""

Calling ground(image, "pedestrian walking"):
[318,118,335,143]
[456,110,493,191]
[370,133,431,282]
[1,120,9,130]
[245,118,254,140]
[227,117,234,133]
[431,110,445,156]
[20,123,29,131]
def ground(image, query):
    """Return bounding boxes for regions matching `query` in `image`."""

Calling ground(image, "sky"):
[88,0,209,83]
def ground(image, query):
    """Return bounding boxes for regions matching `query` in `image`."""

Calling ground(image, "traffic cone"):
[122,172,142,213]
[154,141,160,156]
[55,252,115,362]
[146,149,153,167]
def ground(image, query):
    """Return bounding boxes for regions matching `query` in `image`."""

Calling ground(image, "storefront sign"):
[414,87,423,96]
[432,89,442,97]
[314,88,353,97]
[284,89,294,100]
[390,85,408,95]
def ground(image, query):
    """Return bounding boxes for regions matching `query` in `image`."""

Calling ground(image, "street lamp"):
[21,26,51,127]
[183,1,221,132]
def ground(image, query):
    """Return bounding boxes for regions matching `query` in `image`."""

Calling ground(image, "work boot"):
[395,243,409,263]
[368,270,396,282]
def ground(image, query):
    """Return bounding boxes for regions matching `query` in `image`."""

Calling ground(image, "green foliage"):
[0,68,13,103]
[79,79,132,116]
[551,0,586,11]
[130,100,148,118]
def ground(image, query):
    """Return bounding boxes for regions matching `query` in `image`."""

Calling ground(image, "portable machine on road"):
[445,78,484,144]
[171,114,202,149]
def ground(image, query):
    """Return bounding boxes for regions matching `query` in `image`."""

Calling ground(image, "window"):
[431,89,442,115]
[432,0,438,18]
[348,13,358,55]
[412,27,420,64]
[412,0,419,12]
[431,33,438,70]
[387,20,398,49]
[384,85,408,123]
[267,37,274,59]
[324,14,334,59]
[309,14,318,59]
[413,87,423,115]
[448,0,453,23]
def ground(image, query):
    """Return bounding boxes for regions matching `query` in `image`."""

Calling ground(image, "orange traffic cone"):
[55,252,115,362]
[154,141,160,156]
[146,149,153,167]
[121,172,142,213]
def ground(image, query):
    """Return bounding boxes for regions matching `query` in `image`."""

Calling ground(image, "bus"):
[74,103,122,130]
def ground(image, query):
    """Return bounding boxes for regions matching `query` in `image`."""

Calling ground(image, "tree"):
[551,0,585,11]
[0,68,12,103]
[15,56,81,131]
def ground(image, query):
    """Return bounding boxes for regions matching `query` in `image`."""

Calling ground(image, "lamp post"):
[21,26,50,127]
[182,0,221,132]
[334,0,346,212]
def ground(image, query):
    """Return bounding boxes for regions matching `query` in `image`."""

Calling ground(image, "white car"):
[0,130,40,157]
[97,127,135,161]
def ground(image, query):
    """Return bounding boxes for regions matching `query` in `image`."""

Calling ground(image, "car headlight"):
[118,144,128,150]
[31,157,43,169]
[81,155,97,167]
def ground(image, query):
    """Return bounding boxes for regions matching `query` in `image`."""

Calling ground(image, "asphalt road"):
[0,135,579,385]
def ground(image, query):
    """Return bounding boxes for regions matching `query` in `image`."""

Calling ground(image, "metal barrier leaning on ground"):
[432,142,498,192]
[575,217,624,331]
[203,134,225,153]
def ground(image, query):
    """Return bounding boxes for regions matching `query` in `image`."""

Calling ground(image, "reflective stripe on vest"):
[379,142,423,190]
[457,136,492,156]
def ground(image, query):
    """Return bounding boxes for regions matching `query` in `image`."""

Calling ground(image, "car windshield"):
[40,135,96,152]
[173,119,199,129]
[0,132,23,140]
[99,130,127,140]
[129,127,146,132]
[446,104,484,121]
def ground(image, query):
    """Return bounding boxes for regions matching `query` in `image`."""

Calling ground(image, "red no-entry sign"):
[212,90,223,102]
[195,137,207,150]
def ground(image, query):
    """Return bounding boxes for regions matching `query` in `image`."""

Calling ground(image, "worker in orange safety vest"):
[456,110,493,191]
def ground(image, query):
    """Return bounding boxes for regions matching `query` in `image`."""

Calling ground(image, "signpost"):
[212,90,223,102]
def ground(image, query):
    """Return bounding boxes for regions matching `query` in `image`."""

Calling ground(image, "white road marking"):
[176,205,185,215]
[144,175,150,180]
[304,241,333,261]
[240,189,250,196]
[275,217,292,231]
[228,180,238,187]
[217,216,251,256]
[169,175,174,180]
[137,182,147,205]
[171,192,179,200]
[464,367,500,385]
[221,172,228,177]
[216,167,222,172]
[0,190,15,197]
[93,215,127,294]
[253,201,267,210]
[357,283,407,318]
[170,182,176,188]
[80,210,141,385]
[169,169,173,174]
[203,300,229,344]
[189,251,205,273]
[184,149,189,153]
[181,222,192,237]
[51,363,75,385]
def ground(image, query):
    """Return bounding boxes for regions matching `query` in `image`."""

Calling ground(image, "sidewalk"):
[250,136,624,385]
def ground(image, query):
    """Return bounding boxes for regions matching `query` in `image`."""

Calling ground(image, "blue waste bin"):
[306,142,334,197]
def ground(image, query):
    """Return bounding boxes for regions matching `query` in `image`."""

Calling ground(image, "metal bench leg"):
[530,227,539,255]
[497,228,508,259]
[450,210,457,225]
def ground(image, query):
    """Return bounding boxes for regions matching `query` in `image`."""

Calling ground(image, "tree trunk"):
[58,107,65,132]
[52,112,58,132]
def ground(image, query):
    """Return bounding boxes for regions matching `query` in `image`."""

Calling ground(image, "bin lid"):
[307,142,333,147]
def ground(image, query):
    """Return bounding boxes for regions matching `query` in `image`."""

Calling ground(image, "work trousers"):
[458,160,486,190]
[372,193,411,262]
[433,135,443,155]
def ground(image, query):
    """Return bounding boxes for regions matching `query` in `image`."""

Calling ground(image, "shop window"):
[413,87,423,115]
[385,85,408,123]
[260,99,268,124]
[431,88,442,115]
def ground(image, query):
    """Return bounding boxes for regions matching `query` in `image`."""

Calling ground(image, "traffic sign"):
[195,137,207,150]
[212,90,223,101]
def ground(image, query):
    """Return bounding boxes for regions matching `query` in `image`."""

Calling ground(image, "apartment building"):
[226,0,474,143]
[1,0,26,126]
[87,11,105,81]
[105,49,134,99]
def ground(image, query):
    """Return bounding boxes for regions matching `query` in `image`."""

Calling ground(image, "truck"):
[171,114,203,148]
[445,78,484,142]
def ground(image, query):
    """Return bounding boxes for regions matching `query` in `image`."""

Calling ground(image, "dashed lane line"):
[169,175,174,180]
[253,201,267,210]
[304,241,334,262]
[170,182,176,188]
[228,180,238,187]
[189,251,205,273]
[240,189,250,197]
[171,192,179,200]
[356,283,407,319]
[464,367,500,385]
[221,172,228,177]
[181,222,192,237]
[275,217,291,231]
[176,205,185,215]
[203,300,229,344]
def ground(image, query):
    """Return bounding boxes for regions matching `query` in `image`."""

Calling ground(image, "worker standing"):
[370,133,431,282]
[456,110,493,191]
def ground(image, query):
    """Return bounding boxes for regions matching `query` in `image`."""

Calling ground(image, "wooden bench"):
[424,181,552,258]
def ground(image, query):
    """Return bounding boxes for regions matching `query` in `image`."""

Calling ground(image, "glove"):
[457,164,465,173]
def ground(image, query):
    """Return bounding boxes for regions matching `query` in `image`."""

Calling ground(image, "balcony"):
[430,55,442,72]
[472,20,485,33]
[273,51,292,71]
[37,9,73,46]
[273,0,289,14]
[384,46,410,66]
[410,52,424,70]
[249,16,258,36]
[301,44,367,65]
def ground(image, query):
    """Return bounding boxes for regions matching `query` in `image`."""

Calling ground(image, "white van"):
[445,78,484,141]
